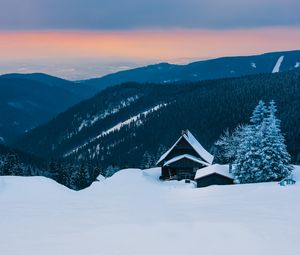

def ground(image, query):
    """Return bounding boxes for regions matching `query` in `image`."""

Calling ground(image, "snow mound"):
[88,167,193,193]
[0,176,71,194]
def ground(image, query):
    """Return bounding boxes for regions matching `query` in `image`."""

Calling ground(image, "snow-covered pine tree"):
[213,129,231,164]
[2,153,23,176]
[260,101,293,181]
[141,151,155,169]
[57,162,71,187]
[214,125,248,169]
[156,145,167,163]
[233,125,265,183]
[69,167,80,190]
[0,157,3,175]
[250,100,268,127]
[47,160,60,180]
[69,163,91,190]
[234,100,293,183]
[233,101,268,183]
[105,165,120,178]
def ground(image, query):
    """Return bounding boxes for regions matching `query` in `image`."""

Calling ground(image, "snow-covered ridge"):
[78,95,139,132]
[64,103,168,157]
[272,56,284,73]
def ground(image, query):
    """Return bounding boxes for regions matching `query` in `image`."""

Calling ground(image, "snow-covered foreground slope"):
[1,166,300,255]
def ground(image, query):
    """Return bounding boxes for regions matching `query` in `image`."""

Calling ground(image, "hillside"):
[81,50,300,90]
[1,50,299,143]
[13,70,300,168]
[0,166,300,255]
[0,74,97,142]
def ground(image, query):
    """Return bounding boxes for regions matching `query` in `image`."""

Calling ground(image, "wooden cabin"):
[194,164,234,188]
[157,130,214,181]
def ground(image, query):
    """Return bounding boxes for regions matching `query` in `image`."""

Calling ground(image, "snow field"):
[1,166,300,255]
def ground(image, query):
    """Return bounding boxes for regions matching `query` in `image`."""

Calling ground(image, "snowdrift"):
[0,166,300,255]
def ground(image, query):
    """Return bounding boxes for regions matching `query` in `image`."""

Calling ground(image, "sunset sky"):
[1,0,300,80]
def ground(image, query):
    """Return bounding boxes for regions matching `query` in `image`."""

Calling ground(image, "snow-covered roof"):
[96,174,105,182]
[279,175,296,183]
[195,164,233,180]
[157,130,214,165]
[163,154,210,167]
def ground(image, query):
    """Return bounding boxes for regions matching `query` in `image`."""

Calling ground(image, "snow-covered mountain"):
[13,70,300,167]
[81,50,300,90]
[0,165,300,255]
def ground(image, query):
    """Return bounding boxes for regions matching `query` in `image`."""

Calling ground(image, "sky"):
[0,0,300,80]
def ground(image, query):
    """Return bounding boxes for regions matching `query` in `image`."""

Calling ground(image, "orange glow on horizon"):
[0,27,300,64]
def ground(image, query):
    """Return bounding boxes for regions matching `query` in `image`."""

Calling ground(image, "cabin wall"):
[161,167,196,180]
[161,158,206,180]
[196,173,234,188]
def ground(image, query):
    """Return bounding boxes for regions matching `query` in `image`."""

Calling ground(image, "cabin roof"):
[163,154,210,167]
[279,177,296,183]
[195,164,233,180]
[157,130,214,165]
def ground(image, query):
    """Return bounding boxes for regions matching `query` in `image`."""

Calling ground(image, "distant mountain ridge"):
[80,50,300,90]
[0,73,98,98]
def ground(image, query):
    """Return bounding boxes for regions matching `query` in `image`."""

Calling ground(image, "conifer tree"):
[141,151,155,169]
[261,101,293,180]
[214,125,248,168]
[105,165,120,178]
[233,125,264,183]
[3,154,20,175]
[234,101,268,183]
[156,145,167,163]
[250,100,268,127]
[234,100,293,183]
[69,163,91,190]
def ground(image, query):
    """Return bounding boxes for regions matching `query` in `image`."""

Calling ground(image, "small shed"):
[279,176,296,186]
[195,164,234,188]
[96,174,105,182]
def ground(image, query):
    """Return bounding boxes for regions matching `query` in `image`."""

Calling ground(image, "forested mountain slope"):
[0,74,97,142]
[14,70,300,168]
[2,50,299,143]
